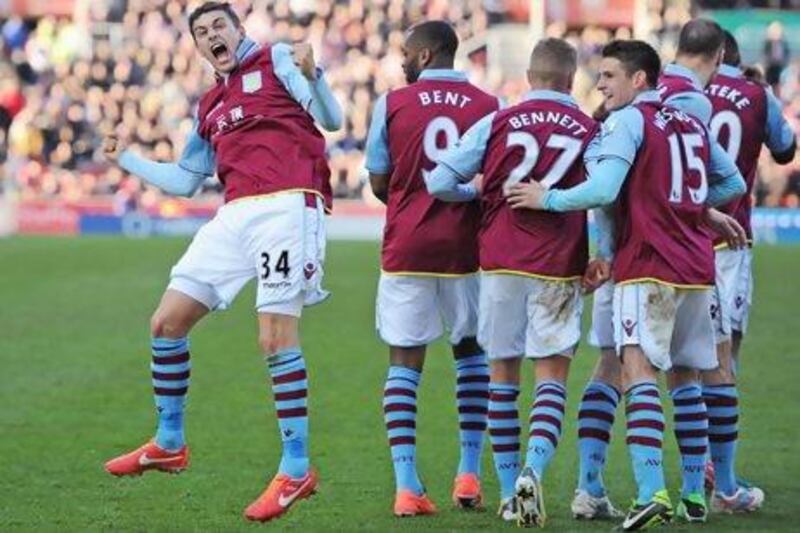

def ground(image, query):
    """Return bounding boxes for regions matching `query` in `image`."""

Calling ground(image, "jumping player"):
[101,2,342,522]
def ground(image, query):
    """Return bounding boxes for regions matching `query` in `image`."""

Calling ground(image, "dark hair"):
[188,1,241,38]
[677,19,724,58]
[407,20,459,59]
[601,39,661,87]
[722,30,741,67]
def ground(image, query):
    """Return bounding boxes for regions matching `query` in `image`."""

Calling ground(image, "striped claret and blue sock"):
[383,366,424,495]
[703,384,739,496]
[151,337,191,451]
[266,348,310,479]
[525,380,567,479]
[577,381,620,497]
[671,383,709,497]
[488,383,521,500]
[454,354,490,476]
[625,382,666,505]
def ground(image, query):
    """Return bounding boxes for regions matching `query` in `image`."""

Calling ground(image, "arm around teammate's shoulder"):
[535,108,642,212]
[425,112,495,202]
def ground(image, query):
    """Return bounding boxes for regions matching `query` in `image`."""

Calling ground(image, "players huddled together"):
[101,2,796,530]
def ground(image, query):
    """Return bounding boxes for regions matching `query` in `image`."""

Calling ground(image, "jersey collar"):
[663,63,704,90]
[217,37,261,82]
[632,89,662,105]
[717,64,743,78]
[521,89,578,108]
[418,69,469,82]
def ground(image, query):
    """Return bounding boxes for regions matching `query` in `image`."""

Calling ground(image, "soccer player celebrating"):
[503,40,746,530]
[364,20,500,516]
[659,19,777,515]
[101,2,342,522]
[427,38,599,527]
[702,30,796,512]
[564,21,749,524]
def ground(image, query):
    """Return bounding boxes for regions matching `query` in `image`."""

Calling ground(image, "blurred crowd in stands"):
[1,0,798,212]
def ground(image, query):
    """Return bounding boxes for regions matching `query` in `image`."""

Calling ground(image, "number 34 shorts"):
[168,192,328,317]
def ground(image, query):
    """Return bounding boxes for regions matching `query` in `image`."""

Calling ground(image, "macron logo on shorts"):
[622,319,636,338]
[304,262,316,280]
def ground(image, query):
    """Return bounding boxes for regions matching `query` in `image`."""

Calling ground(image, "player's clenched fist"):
[581,258,611,294]
[292,43,317,81]
[102,134,125,161]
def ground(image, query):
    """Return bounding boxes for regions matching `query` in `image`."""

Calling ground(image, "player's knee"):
[490,358,521,384]
[594,351,623,389]
[668,366,700,389]
[452,336,483,359]
[258,333,283,356]
[150,311,190,339]
[257,315,299,355]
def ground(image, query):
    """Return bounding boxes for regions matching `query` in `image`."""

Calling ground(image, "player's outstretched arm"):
[273,43,342,132]
[103,126,214,198]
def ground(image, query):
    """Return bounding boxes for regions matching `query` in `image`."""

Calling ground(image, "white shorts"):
[376,273,479,347]
[168,192,328,317]
[712,248,753,342]
[589,281,615,349]
[479,273,583,360]
[613,282,717,371]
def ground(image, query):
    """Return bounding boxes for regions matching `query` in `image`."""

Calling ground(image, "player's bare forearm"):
[705,208,747,249]
[369,174,389,205]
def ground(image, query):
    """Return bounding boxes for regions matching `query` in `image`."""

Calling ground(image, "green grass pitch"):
[1,237,798,531]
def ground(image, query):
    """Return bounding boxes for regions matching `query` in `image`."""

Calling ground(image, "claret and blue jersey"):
[365,69,500,275]
[119,37,342,207]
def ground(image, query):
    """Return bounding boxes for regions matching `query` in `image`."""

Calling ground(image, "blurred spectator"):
[764,21,790,94]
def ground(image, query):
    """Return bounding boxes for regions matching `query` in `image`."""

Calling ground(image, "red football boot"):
[244,469,318,522]
[105,440,189,476]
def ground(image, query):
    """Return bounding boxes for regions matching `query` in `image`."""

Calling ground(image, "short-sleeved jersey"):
[705,73,768,242]
[614,102,715,287]
[382,79,499,274]
[479,99,598,278]
[197,46,332,207]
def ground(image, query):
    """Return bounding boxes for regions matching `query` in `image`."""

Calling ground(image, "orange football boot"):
[393,489,438,517]
[452,473,483,509]
[104,440,189,476]
[244,469,318,522]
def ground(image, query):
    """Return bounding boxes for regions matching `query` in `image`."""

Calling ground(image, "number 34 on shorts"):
[260,250,292,286]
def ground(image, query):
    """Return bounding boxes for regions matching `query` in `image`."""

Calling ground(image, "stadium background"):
[1,0,799,531]
[1,0,800,239]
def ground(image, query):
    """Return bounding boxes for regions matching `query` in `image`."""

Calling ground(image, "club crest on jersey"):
[242,71,262,93]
